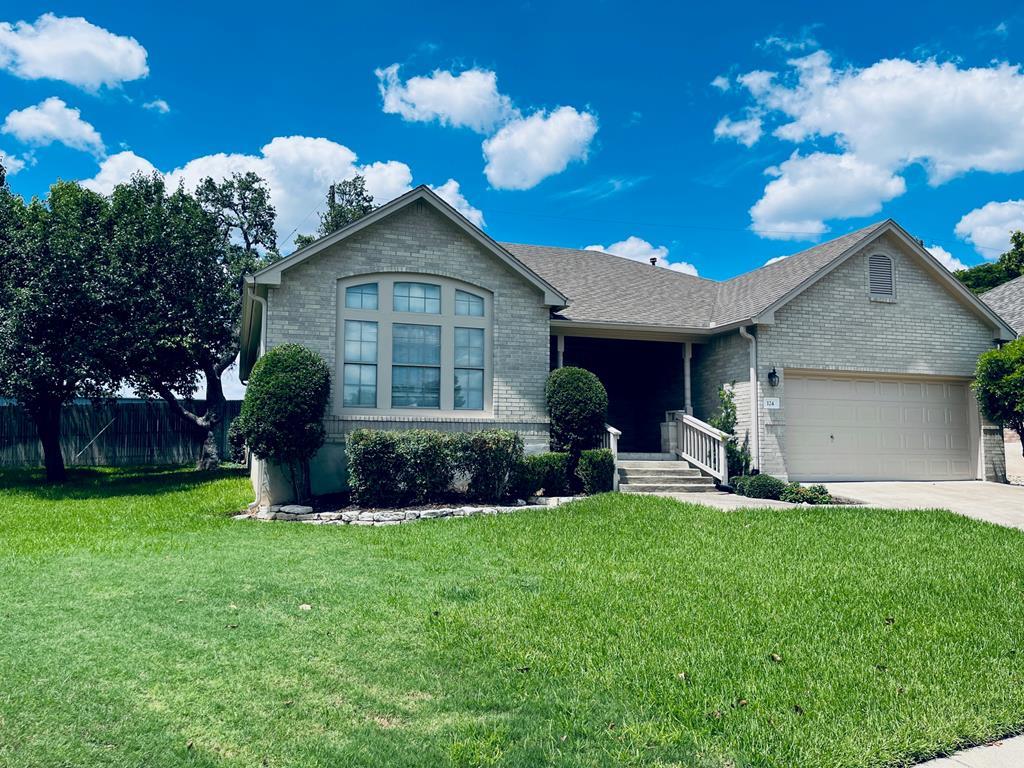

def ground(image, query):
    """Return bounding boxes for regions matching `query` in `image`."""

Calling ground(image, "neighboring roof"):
[982,275,1024,333]
[502,242,719,328]
[249,185,567,306]
[710,221,887,326]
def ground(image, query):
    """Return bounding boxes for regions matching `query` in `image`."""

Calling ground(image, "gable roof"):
[982,275,1024,334]
[250,185,567,306]
[502,243,718,328]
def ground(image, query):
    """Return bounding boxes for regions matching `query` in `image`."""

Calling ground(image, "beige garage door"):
[785,373,974,481]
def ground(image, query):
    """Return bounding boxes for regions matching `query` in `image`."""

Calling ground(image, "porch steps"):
[617,458,717,494]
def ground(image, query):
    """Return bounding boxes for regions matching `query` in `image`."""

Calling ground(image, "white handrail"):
[602,424,622,490]
[667,411,728,483]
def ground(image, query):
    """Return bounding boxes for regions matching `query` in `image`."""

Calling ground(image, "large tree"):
[955,231,1024,294]
[109,172,277,469]
[293,175,375,248]
[0,172,119,481]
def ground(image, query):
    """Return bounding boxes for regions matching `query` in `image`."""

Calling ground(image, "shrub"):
[576,448,615,494]
[780,482,834,505]
[735,473,786,500]
[398,430,463,505]
[461,430,525,502]
[545,367,608,457]
[226,417,246,464]
[709,385,751,479]
[236,344,330,502]
[531,452,571,496]
[508,455,544,501]
[974,336,1024,449]
[346,429,405,507]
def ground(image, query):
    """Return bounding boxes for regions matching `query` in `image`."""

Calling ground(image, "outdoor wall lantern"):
[767,367,779,387]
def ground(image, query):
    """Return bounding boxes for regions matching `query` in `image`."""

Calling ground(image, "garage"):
[785,373,975,481]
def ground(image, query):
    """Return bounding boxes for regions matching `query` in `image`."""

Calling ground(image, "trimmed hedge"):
[576,448,615,494]
[732,473,787,500]
[462,430,524,502]
[347,430,408,507]
[530,452,571,496]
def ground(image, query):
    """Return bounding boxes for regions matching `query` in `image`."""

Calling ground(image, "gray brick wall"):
[259,199,551,500]
[752,232,1002,481]
[690,330,751,452]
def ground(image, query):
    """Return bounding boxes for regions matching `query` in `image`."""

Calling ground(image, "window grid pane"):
[393,323,440,365]
[392,366,440,408]
[393,282,441,313]
[455,290,484,317]
[343,363,377,406]
[454,327,484,367]
[454,368,483,410]
[344,320,377,363]
[345,283,379,310]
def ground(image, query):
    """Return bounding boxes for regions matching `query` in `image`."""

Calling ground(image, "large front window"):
[337,275,491,413]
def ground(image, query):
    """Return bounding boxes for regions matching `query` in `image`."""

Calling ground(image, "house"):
[239,186,1015,503]
[982,275,1024,335]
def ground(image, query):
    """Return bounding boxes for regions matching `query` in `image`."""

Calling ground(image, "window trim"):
[336,273,492,416]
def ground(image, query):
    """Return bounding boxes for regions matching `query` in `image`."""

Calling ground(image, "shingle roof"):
[501,243,719,327]
[982,275,1024,334]
[501,220,889,330]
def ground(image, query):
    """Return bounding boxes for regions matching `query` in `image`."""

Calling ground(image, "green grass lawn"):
[2,468,1023,768]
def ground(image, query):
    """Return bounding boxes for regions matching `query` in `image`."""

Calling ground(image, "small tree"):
[974,337,1024,455]
[293,176,375,248]
[709,384,751,479]
[235,344,330,502]
[545,367,608,484]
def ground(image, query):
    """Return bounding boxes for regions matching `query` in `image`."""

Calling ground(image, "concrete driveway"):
[823,481,1024,530]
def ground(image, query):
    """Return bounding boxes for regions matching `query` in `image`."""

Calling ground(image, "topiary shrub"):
[531,452,571,496]
[735,473,786,500]
[545,367,608,457]
[461,429,525,502]
[398,430,463,505]
[346,429,404,507]
[576,448,615,494]
[236,344,330,503]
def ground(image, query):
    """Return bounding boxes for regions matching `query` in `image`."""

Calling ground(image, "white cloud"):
[764,255,789,266]
[713,114,762,147]
[749,151,905,240]
[81,136,415,245]
[428,178,485,227]
[925,244,967,271]
[2,97,104,156]
[482,106,597,190]
[711,75,731,91]
[0,13,148,90]
[0,150,31,175]
[143,99,170,114]
[585,236,698,276]
[376,64,516,133]
[81,150,157,194]
[954,199,1024,257]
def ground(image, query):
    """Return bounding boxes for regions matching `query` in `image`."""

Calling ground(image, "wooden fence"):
[0,399,243,467]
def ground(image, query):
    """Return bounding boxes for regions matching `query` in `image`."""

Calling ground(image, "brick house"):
[239,186,1016,503]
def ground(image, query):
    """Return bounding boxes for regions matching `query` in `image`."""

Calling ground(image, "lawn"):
[1,468,1023,768]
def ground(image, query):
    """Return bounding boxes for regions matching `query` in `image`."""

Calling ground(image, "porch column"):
[556,334,565,368]
[684,342,693,415]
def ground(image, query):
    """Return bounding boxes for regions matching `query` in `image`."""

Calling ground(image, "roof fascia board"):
[550,317,752,339]
[249,186,567,306]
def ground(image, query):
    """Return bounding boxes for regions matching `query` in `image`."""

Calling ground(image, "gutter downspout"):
[738,326,760,471]
[245,279,269,509]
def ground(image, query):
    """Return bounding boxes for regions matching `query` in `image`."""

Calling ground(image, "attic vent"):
[868,254,894,297]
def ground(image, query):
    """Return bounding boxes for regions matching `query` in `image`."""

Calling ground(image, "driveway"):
[823,481,1024,530]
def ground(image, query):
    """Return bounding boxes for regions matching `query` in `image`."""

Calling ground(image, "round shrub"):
[530,452,571,496]
[736,473,786,500]
[236,343,330,502]
[545,367,608,456]
[576,448,615,494]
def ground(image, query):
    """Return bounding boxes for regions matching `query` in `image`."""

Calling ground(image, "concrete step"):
[621,483,718,493]
[619,467,704,480]
[617,452,677,461]
[617,460,693,470]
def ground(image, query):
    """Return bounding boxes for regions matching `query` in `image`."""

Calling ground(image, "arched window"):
[338,274,491,414]
[868,254,895,299]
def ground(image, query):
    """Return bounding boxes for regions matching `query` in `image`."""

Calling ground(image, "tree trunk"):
[30,398,66,483]
[195,363,227,470]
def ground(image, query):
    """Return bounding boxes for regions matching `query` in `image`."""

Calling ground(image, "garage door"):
[786,373,974,481]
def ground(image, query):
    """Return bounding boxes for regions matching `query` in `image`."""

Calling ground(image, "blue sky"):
[3,1,1024,286]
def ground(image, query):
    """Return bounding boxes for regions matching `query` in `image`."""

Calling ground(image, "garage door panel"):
[786,374,973,481]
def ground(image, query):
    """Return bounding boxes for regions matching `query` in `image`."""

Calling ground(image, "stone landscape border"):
[237,497,581,526]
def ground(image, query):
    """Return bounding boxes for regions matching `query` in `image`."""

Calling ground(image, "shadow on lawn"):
[0,465,247,501]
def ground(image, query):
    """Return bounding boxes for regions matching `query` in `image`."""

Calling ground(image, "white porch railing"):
[602,424,622,490]
[664,410,729,483]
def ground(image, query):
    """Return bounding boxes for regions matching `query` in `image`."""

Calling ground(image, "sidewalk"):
[917,734,1024,767]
